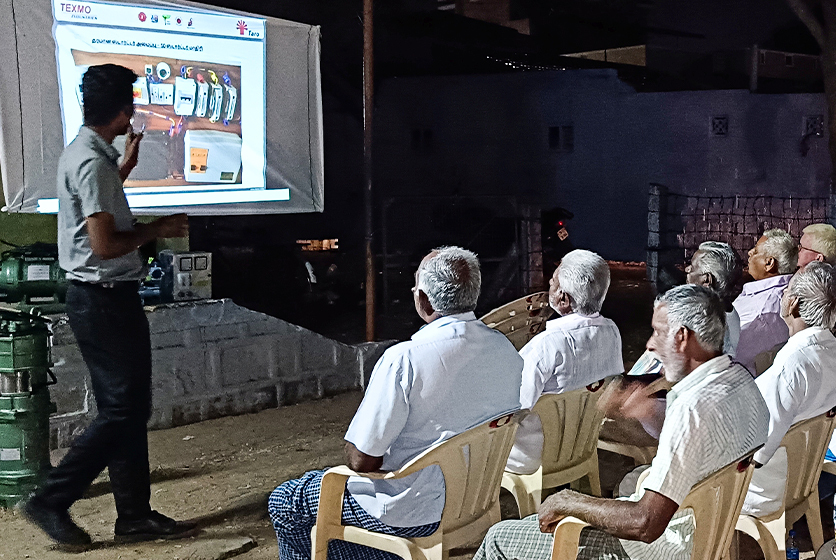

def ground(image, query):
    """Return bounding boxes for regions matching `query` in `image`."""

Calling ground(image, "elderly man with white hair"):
[734,229,799,373]
[798,223,836,268]
[268,246,524,560]
[506,249,623,475]
[474,284,768,560]
[742,262,836,517]
[686,241,743,356]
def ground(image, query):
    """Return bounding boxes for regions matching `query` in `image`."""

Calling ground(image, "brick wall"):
[47,299,395,450]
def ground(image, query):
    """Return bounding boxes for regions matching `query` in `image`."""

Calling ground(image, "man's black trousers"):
[36,281,153,519]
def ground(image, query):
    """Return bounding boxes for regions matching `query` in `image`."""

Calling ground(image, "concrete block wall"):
[47,299,395,450]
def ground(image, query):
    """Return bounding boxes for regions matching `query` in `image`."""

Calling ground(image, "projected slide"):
[52,0,270,207]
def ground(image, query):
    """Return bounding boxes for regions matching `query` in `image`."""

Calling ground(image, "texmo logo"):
[60,3,92,13]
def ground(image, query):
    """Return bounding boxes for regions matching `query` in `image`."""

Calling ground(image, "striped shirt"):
[619,355,769,560]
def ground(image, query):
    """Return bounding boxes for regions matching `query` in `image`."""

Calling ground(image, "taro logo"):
[237,20,247,35]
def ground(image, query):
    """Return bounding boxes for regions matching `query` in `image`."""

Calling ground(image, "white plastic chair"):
[551,450,758,560]
[735,409,836,560]
[311,412,521,560]
[480,292,553,350]
[501,379,612,518]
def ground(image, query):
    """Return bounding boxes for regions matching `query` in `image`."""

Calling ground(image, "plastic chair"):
[311,412,521,560]
[735,409,836,560]
[480,292,553,350]
[596,376,671,465]
[501,379,612,518]
[551,450,759,560]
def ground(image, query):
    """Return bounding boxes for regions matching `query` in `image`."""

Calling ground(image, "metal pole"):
[363,0,375,341]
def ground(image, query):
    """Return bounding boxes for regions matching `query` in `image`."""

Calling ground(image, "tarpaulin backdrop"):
[0,0,324,215]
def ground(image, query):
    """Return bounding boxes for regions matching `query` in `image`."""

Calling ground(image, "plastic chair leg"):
[806,492,826,552]
[736,516,784,560]
[587,467,602,498]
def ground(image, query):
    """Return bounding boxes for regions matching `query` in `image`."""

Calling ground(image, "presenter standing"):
[21,64,194,546]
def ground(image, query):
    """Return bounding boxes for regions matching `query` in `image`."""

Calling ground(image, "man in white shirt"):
[743,262,836,517]
[507,249,623,475]
[598,240,743,450]
[734,229,798,373]
[686,241,743,357]
[268,246,523,560]
[474,284,769,560]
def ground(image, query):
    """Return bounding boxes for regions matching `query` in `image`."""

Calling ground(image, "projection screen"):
[0,0,324,215]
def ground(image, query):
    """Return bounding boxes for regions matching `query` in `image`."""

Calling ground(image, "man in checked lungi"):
[268,246,524,560]
[475,284,769,560]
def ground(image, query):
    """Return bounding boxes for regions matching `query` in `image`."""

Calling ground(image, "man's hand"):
[535,488,679,543]
[599,379,659,421]
[119,129,144,182]
[344,442,384,473]
[152,214,189,238]
[538,491,572,533]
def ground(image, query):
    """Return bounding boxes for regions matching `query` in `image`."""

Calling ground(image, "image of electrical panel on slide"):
[71,50,242,187]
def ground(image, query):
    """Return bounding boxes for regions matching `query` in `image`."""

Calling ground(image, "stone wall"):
[47,299,395,450]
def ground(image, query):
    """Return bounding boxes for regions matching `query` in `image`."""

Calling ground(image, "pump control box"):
[158,251,212,303]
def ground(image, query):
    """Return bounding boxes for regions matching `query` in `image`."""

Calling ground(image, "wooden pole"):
[363,0,375,341]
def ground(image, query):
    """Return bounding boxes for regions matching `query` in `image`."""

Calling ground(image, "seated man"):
[268,246,524,560]
[475,284,769,560]
[742,262,836,517]
[798,223,836,268]
[507,249,623,475]
[687,241,743,357]
[598,240,743,448]
[734,229,798,373]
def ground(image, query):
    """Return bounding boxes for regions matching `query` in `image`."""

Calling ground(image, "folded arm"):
[539,488,678,543]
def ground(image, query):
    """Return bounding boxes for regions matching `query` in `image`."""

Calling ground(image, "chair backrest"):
[480,292,553,350]
[679,451,758,560]
[395,412,521,535]
[780,409,836,513]
[534,379,612,474]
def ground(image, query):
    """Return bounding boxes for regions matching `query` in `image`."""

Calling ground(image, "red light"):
[558,221,564,226]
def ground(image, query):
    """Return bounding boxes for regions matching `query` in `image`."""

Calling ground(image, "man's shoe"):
[19,495,92,546]
[114,510,198,542]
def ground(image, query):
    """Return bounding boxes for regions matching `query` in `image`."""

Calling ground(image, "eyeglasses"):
[799,243,824,256]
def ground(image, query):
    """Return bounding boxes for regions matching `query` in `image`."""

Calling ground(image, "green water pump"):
[0,307,56,507]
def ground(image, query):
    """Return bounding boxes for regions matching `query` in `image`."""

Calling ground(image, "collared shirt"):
[742,327,836,517]
[506,312,623,474]
[57,126,145,282]
[733,275,793,373]
[344,312,523,527]
[619,355,769,560]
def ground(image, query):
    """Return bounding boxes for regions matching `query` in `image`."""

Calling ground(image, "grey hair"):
[655,284,726,353]
[696,241,741,297]
[557,249,611,315]
[417,246,481,315]
[762,229,799,275]
[788,262,836,329]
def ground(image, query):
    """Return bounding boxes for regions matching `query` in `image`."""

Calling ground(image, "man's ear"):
[674,326,689,352]
[764,256,778,274]
[786,294,801,318]
[816,253,826,263]
[416,289,435,316]
[702,272,715,289]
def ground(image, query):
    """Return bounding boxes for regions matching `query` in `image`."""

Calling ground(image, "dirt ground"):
[0,264,823,558]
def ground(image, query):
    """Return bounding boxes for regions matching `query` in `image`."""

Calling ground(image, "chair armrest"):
[551,517,590,560]
[315,466,391,527]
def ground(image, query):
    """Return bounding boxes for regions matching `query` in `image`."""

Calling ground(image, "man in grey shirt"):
[22,64,192,547]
